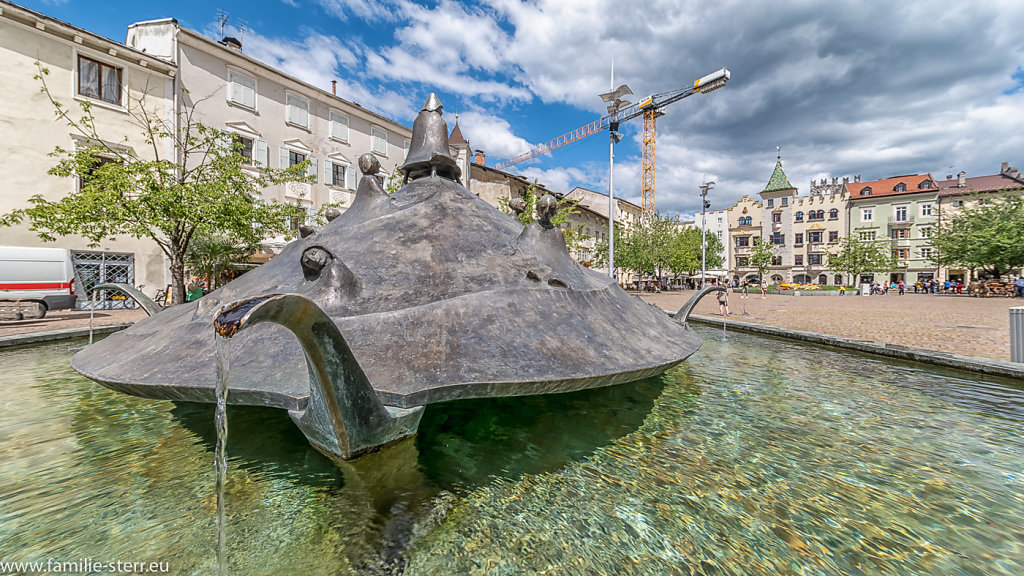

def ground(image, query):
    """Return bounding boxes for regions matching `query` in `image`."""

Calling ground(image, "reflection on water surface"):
[1,328,1022,575]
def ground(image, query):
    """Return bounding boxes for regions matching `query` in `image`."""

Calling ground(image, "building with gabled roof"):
[846,173,939,285]
[934,163,1024,281]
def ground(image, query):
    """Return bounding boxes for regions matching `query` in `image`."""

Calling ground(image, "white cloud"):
[449,110,532,161]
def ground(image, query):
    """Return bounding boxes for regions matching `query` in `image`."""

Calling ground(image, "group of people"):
[869,281,906,295]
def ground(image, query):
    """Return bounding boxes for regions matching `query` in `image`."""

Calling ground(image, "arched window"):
[818,274,828,285]
[818,210,826,219]
[919,180,933,189]
[860,187,872,196]
[834,274,843,285]
[739,216,752,226]
[795,211,804,221]
[829,208,839,219]
[894,182,906,192]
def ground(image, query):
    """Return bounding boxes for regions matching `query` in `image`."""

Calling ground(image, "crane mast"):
[493,68,730,215]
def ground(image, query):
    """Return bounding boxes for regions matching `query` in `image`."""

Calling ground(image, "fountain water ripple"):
[2,329,1024,575]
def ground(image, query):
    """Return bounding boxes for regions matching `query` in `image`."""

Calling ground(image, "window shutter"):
[307,155,317,179]
[346,165,356,189]
[279,147,289,169]
[255,139,268,167]
[324,161,331,185]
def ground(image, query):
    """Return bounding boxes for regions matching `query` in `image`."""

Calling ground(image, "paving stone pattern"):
[641,290,1022,362]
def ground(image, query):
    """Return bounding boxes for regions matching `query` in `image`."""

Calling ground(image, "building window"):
[860,187,872,196]
[78,156,118,191]
[894,248,909,260]
[829,230,839,242]
[717,230,723,239]
[771,256,782,266]
[919,226,932,238]
[794,255,803,265]
[829,208,839,219]
[781,198,788,206]
[290,206,308,232]
[372,127,388,155]
[808,210,825,221]
[717,217,723,224]
[769,232,784,245]
[228,70,256,109]
[331,163,347,187]
[735,236,749,247]
[233,135,253,165]
[739,216,752,226]
[767,199,774,207]
[795,211,804,222]
[808,231,823,243]
[859,231,876,241]
[920,247,933,259]
[772,212,781,223]
[894,182,906,192]
[286,93,309,128]
[78,56,121,105]
[894,205,908,221]
[920,203,933,217]
[289,150,306,167]
[892,228,910,240]
[737,257,749,266]
[861,208,873,222]
[951,200,964,208]
[808,254,822,265]
[404,139,411,160]
[329,111,349,141]
[794,233,804,245]
[919,180,934,190]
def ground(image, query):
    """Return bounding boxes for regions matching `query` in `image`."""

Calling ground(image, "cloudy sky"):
[26,0,1024,217]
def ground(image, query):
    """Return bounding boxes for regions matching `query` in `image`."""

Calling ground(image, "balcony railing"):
[888,216,914,226]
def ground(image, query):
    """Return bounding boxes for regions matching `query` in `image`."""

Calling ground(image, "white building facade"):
[0,1,178,305]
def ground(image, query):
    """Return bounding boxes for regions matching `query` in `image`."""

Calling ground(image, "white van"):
[0,246,78,319]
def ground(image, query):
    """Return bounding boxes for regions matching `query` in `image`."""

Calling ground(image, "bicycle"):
[153,285,173,308]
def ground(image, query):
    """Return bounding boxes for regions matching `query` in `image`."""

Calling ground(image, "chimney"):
[474,149,485,165]
[331,80,337,95]
[220,36,242,51]
[957,170,966,188]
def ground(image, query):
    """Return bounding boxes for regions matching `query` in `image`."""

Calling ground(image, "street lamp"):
[699,181,715,288]
[599,81,633,281]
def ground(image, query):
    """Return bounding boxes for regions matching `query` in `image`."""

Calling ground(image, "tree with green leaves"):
[827,235,898,285]
[749,238,776,287]
[498,181,587,252]
[930,194,1024,279]
[667,226,725,280]
[0,64,311,304]
[185,232,254,291]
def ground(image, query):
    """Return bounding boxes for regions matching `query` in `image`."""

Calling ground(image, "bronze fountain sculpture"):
[72,94,714,460]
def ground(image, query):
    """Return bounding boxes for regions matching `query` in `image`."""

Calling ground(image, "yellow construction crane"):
[494,68,730,215]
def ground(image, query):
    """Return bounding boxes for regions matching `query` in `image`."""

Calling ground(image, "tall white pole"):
[700,193,707,288]
[608,62,616,281]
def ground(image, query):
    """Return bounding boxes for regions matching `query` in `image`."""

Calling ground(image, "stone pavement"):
[2,293,1021,363]
[0,308,148,339]
[640,290,1022,362]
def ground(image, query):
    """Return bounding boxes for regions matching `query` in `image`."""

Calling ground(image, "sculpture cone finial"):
[423,92,442,112]
[400,93,461,182]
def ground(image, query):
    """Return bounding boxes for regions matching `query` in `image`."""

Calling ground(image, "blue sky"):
[21,0,1024,217]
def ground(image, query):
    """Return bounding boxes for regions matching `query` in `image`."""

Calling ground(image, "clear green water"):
[1,328,1023,575]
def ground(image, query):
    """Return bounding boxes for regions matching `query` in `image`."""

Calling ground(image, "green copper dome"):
[764,159,795,192]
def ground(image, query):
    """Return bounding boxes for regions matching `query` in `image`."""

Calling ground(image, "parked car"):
[0,246,78,320]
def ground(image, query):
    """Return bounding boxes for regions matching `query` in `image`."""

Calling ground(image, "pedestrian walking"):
[1015,277,1024,298]
[741,283,749,299]
[898,281,905,295]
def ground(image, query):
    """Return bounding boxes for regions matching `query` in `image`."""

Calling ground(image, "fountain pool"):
[2,327,1023,575]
